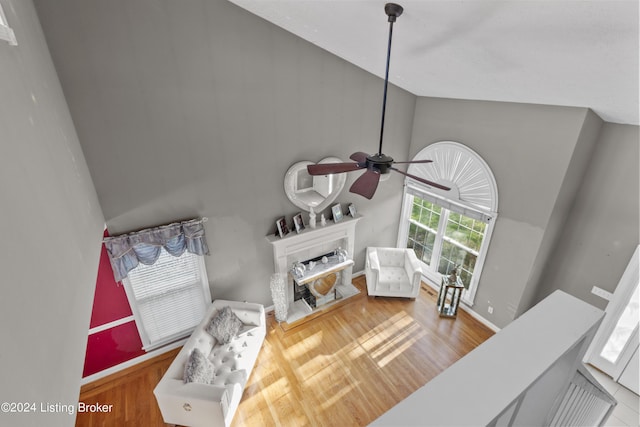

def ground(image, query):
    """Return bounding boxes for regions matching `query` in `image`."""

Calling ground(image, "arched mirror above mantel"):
[284,157,346,212]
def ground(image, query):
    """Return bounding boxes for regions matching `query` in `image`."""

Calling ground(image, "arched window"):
[397,141,498,305]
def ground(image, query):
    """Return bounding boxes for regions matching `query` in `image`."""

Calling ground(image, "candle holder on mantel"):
[437,274,465,318]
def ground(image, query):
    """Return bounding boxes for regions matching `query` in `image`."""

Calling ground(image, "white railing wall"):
[548,365,617,427]
[372,291,613,427]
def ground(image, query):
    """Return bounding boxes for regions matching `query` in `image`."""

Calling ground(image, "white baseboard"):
[80,338,187,385]
[421,278,501,333]
[459,303,501,333]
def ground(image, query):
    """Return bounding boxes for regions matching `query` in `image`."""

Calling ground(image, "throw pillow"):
[183,348,214,384]
[206,306,243,344]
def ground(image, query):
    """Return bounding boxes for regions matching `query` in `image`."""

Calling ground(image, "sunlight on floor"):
[283,330,324,359]
[230,279,496,427]
[282,328,359,395]
[299,352,344,384]
[347,340,367,360]
[267,376,291,398]
[320,380,358,411]
[374,324,426,368]
[358,311,426,368]
[358,311,412,346]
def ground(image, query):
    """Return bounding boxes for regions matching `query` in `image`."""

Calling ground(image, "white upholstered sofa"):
[154,299,266,427]
[365,247,423,298]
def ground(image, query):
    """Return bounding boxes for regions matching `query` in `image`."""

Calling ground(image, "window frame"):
[121,248,211,351]
[397,141,498,307]
[398,192,496,305]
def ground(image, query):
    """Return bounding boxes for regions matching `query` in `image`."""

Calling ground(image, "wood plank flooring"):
[76,276,494,426]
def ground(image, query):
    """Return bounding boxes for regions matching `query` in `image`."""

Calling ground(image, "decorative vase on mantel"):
[309,207,316,229]
[270,273,288,323]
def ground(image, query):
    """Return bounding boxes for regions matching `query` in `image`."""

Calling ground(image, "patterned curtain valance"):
[104,218,209,282]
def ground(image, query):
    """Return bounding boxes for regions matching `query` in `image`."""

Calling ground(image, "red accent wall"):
[89,231,133,327]
[83,229,146,377]
[82,321,145,377]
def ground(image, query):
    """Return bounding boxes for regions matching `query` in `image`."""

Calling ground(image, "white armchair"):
[365,247,423,298]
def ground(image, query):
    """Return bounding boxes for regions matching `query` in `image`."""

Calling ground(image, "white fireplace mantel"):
[266,215,361,323]
[267,215,360,273]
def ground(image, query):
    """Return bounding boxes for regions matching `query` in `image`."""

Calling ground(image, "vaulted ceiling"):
[229,0,639,125]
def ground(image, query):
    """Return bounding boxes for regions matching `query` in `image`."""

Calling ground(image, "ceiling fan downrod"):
[378,3,404,156]
[305,2,450,199]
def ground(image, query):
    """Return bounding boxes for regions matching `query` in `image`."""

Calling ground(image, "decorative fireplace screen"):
[291,249,353,309]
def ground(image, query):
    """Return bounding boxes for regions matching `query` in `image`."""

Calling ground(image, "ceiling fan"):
[307,3,450,199]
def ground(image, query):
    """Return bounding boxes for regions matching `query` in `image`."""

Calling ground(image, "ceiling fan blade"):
[349,169,381,199]
[349,152,369,163]
[390,167,451,191]
[392,159,433,164]
[307,162,363,175]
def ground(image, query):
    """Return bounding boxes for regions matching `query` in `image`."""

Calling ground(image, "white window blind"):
[124,248,211,351]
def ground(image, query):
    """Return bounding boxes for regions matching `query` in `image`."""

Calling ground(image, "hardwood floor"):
[76,276,494,426]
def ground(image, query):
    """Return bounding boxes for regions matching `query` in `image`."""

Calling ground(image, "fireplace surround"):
[266,215,361,324]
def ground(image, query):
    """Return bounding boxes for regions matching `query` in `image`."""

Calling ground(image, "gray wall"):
[32,0,638,333]
[534,123,640,308]
[0,0,105,426]
[34,0,414,305]
[516,109,603,316]
[409,97,600,327]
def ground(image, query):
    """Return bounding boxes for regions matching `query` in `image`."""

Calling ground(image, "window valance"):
[104,218,209,282]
